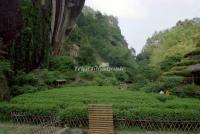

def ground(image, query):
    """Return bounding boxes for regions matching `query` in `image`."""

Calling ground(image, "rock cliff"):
[0,0,85,69]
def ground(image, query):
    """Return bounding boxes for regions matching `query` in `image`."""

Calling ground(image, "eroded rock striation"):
[0,0,85,69]
[51,0,85,55]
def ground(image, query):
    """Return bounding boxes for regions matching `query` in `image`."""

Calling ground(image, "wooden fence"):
[88,104,114,134]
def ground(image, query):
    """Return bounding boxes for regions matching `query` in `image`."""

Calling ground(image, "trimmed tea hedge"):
[1,86,200,121]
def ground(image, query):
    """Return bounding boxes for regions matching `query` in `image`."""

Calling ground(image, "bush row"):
[1,102,200,121]
[1,86,200,121]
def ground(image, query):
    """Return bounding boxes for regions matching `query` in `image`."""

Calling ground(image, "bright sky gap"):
[86,0,200,54]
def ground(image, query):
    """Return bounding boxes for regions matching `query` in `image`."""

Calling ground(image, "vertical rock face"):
[51,0,85,55]
[0,0,85,100]
[0,0,85,69]
[0,76,9,101]
[0,0,23,57]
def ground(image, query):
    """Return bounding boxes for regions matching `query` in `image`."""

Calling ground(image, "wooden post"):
[88,104,114,134]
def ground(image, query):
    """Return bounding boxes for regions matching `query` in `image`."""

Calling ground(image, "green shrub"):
[108,77,118,85]
[184,48,200,58]
[96,79,103,86]
[182,84,199,95]
[115,72,128,82]
[96,78,108,86]
[163,70,192,77]
[101,71,114,77]
[170,66,187,71]
[176,59,200,66]
[12,85,39,95]
[96,77,118,86]
[172,84,199,97]
[63,71,77,81]
[15,71,37,85]
[156,95,174,102]
[141,82,165,93]
[49,56,74,71]
[128,83,147,91]
[37,83,48,91]
[79,72,94,80]
[136,65,160,83]
[43,70,64,84]
[0,60,11,75]
[1,86,200,121]
[78,45,97,66]
[0,60,11,100]
[160,56,182,71]
[161,76,184,88]
[58,105,88,119]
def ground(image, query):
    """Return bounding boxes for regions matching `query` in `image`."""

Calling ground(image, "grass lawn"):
[1,86,200,120]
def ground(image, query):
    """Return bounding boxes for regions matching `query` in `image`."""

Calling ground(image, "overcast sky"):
[85,0,200,54]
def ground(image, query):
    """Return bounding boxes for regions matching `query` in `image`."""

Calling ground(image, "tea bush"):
[1,86,200,121]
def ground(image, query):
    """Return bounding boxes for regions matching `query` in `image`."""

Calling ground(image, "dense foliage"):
[0,59,12,100]
[11,0,52,71]
[1,86,200,121]
[1,4,200,123]
[136,18,200,96]
[65,7,138,81]
[0,6,139,98]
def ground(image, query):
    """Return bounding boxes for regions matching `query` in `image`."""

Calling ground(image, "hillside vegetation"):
[137,18,200,97]
[64,7,137,81]
[1,5,200,124]
[0,7,138,99]
[1,8,200,99]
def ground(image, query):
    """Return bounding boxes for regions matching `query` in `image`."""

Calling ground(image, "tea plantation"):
[1,86,200,121]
